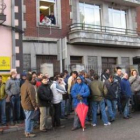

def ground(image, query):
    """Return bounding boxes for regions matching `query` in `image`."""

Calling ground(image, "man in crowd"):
[71,76,90,131]
[36,72,43,88]
[0,75,7,126]
[90,74,111,126]
[114,67,122,113]
[21,74,38,138]
[101,68,110,83]
[121,73,132,119]
[5,71,20,125]
[38,76,53,132]
[104,75,119,122]
[67,71,78,115]
[51,76,66,128]
[129,69,140,111]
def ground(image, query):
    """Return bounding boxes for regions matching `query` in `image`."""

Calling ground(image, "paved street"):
[1,112,140,140]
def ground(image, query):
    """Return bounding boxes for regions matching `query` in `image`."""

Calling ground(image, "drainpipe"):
[11,0,16,69]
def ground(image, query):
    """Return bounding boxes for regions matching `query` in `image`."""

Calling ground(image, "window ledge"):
[38,23,60,29]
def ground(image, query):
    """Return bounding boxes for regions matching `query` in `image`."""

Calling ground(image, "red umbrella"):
[75,102,89,131]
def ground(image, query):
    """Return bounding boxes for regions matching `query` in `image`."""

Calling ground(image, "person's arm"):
[68,77,72,94]
[5,80,12,96]
[3,84,8,99]
[79,85,90,98]
[28,85,37,109]
[129,76,136,84]
[71,84,77,98]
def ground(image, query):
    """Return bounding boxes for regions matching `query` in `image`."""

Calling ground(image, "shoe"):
[40,129,47,132]
[71,127,79,131]
[25,133,36,138]
[104,122,111,126]
[56,125,65,129]
[123,117,129,119]
[110,119,115,122]
[92,124,96,127]
[9,122,15,126]
[1,123,7,126]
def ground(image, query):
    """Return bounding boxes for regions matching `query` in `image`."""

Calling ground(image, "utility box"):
[40,63,54,77]
[71,64,85,73]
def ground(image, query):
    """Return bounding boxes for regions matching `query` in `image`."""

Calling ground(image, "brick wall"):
[24,0,72,38]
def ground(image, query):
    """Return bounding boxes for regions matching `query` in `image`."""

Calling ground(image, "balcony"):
[103,0,140,6]
[0,0,6,24]
[69,23,140,48]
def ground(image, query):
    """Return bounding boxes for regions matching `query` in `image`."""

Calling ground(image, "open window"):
[37,0,61,27]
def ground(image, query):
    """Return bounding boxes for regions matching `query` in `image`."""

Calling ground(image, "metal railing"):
[70,23,140,36]
[0,0,6,15]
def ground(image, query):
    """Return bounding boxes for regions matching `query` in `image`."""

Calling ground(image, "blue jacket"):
[71,81,90,108]
[121,78,132,98]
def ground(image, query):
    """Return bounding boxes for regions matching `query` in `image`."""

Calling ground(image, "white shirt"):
[50,81,65,104]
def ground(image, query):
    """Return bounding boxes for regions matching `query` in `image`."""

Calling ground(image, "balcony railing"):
[0,0,6,15]
[70,23,140,36]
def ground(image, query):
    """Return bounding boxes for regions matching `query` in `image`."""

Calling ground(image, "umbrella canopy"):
[75,102,89,131]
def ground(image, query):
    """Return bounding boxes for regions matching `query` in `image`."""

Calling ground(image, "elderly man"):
[121,73,132,119]
[5,71,20,125]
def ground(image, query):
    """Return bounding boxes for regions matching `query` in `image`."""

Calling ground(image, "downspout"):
[11,0,16,69]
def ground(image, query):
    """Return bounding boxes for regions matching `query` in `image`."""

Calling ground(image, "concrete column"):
[127,8,133,30]
[97,56,102,76]
[118,57,121,65]
[101,3,109,27]
[129,57,133,65]
[31,47,36,70]
[71,0,79,23]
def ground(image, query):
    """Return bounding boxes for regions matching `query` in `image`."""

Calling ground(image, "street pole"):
[59,39,62,73]
[11,0,16,69]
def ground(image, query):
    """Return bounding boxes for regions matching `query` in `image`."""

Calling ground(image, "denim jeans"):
[73,111,80,128]
[124,99,130,117]
[24,110,34,133]
[0,99,6,124]
[92,99,109,124]
[65,94,72,115]
[61,100,66,117]
[105,99,117,120]
[10,95,20,122]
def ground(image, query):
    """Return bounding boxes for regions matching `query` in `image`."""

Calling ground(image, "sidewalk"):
[0,123,24,134]
[0,113,74,134]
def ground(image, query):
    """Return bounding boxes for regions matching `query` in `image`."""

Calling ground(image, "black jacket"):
[104,80,119,100]
[37,84,53,107]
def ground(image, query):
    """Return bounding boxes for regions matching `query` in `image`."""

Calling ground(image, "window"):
[121,57,130,66]
[37,0,61,26]
[109,9,126,34]
[88,56,98,73]
[79,3,101,30]
[70,56,83,64]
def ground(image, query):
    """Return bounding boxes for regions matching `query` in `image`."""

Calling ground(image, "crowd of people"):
[0,67,140,137]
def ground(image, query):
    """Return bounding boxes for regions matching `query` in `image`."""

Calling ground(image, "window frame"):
[108,8,127,34]
[36,0,62,28]
[79,3,101,31]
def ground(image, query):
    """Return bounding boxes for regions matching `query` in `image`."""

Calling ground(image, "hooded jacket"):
[71,77,90,108]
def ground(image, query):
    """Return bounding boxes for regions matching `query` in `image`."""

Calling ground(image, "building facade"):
[23,0,140,75]
[0,0,23,78]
